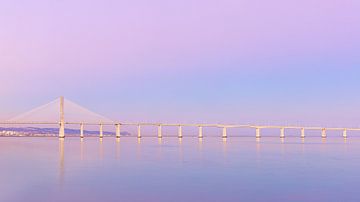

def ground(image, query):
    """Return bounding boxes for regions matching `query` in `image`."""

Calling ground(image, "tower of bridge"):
[8,96,113,138]
[59,96,65,138]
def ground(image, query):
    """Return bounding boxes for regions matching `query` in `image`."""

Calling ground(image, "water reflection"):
[222,137,227,160]
[280,138,285,156]
[280,137,285,144]
[156,138,163,161]
[300,138,305,155]
[255,137,262,168]
[321,137,326,144]
[320,137,327,155]
[58,138,65,188]
[256,138,260,152]
[116,138,120,160]
[343,138,348,154]
[178,138,183,163]
[136,138,142,159]
[99,138,104,160]
[198,137,203,160]
[2,137,359,202]
[80,138,84,161]
[198,137,203,151]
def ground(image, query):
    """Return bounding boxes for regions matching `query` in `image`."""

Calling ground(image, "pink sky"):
[0,0,359,126]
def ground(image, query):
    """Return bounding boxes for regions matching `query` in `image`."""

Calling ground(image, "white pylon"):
[138,125,141,138]
[222,127,227,138]
[321,128,327,138]
[343,129,347,138]
[198,126,203,138]
[256,128,261,138]
[158,125,162,138]
[178,125,183,138]
[99,123,104,138]
[116,124,121,138]
[59,96,65,138]
[301,128,305,138]
[280,128,285,138]
[80,123,84,138]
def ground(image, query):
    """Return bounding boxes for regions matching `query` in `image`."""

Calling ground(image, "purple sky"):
[1,0,360,126]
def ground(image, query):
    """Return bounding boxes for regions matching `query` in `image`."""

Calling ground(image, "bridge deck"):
[0,122,359,131]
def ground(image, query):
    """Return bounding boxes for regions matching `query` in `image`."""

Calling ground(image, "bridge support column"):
[158,125,162,138]
[301,128,305,138]
[343,129,347,138]
[116,124,121,138]
[198,126,203,138]
[256,128,261,138]
[80,123,84,138]
[138,125,141,138]
[280,128,285,138]
[99,123,103,138]
[178,125,183,138]
[321,128,326,138]
[59,96,65,138]
[59,123,65,138]
[222,127,227,138]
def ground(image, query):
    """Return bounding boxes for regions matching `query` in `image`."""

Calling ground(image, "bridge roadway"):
[0,121,359,138]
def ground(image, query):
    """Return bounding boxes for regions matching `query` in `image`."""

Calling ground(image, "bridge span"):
[0,121,358,139]
[1,96,358,139]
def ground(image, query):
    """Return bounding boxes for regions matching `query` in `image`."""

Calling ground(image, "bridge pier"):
[116,124,121,138]
[343,129,347,138]
[198,126,203,138]
[301,128,305,138]
[80,123,84,138]
[138,125,141,138]
[158,125,162,138]
[256,128,261,138]
[178,125,183,138]
[222,127,227,138]
[99,123,103,138]
[59,122,65,138]
[280,128,285,138]
[59,96,65,138]
[321,128,326,138]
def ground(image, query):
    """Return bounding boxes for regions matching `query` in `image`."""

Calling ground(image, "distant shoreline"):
[0,126,131,137]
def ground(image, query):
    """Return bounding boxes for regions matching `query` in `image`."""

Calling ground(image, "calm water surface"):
[0,137,359,202]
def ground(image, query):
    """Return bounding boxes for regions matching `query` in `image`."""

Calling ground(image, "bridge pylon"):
[59,96,65,138]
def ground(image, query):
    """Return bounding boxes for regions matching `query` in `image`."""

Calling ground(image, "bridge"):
[0,96,358,139]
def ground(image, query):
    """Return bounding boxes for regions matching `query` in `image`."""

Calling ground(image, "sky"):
[0,0,360,126]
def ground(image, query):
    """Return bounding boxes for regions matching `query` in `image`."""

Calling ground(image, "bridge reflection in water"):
[1,135,358,201]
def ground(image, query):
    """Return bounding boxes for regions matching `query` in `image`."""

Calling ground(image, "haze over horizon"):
[1,0,360,126]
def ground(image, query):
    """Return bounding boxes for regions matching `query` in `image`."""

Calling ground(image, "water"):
[1,137,359,202]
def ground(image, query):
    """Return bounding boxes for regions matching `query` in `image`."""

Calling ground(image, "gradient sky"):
[1,0,360,126]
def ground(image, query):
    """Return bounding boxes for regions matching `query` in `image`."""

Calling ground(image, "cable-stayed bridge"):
[0,97,359,139]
